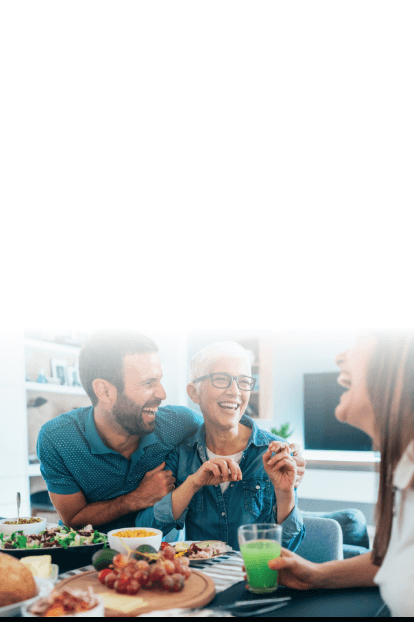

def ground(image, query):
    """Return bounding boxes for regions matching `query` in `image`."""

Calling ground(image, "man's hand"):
[190,458,242,489]
[290,443,306,488]
[263,441,297,493]
[243,547,321,591]
[126,462,176,511]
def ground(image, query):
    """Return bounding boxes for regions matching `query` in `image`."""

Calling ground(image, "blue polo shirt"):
[36,405,202,533]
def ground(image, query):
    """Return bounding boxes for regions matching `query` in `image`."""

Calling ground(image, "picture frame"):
[67,365,82,387]
[51,359,68,385]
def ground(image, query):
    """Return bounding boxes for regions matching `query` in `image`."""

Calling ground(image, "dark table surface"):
[208,580,391,617]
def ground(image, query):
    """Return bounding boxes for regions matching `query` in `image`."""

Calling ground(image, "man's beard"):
[112,393,159,436]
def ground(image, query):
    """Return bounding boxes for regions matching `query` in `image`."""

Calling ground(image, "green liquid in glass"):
[240,539,281,593]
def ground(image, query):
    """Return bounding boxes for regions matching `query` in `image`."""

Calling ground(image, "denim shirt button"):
[222,512,225,516]
[230,484,234,488]
[256,485,261,489]
[215,485,218,488]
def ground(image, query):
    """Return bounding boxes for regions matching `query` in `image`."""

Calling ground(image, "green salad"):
[0,525,107,550]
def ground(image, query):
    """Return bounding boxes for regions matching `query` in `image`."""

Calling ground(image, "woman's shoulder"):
[240,416,286,447]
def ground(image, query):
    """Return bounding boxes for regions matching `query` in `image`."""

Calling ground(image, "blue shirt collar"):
[84,408,159,456]
[184,415,270,450]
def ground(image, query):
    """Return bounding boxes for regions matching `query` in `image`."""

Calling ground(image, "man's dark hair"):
[79,330,159,406]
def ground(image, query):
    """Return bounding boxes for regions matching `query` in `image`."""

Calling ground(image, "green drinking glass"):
[238,523,282,594]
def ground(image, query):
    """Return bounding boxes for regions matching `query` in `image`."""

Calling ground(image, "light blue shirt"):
[135,415,305,551]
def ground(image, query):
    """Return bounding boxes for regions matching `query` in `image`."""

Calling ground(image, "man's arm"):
[50,462,175,528]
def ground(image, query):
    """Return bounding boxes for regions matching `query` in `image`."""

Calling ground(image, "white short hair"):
[189,341,252,389]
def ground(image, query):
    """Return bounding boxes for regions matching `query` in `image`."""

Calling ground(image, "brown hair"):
[79,330,158,407]
[367,332,414,566]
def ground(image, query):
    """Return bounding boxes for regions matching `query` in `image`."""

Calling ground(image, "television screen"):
[304,372,373,451]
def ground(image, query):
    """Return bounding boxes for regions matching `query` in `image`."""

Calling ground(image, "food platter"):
[172,540,233,563]
[57,569,216,617]
[0,524,107,572]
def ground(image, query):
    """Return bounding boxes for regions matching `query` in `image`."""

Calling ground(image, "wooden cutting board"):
[57,569,216,617]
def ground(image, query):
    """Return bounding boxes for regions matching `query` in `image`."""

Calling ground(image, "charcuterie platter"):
[57,568,215,617]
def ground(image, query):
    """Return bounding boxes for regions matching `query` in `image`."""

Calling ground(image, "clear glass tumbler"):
[238,523,283,594]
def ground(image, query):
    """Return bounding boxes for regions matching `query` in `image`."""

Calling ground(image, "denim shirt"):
[135,415,305,551]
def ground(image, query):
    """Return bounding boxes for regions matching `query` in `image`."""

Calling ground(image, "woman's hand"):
[289,443,306,488]
[243,547,321,591]
[263,441,297,493]
[190,458,242,489]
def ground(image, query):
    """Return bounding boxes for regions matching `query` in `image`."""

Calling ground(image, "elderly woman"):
[135,341,305,551]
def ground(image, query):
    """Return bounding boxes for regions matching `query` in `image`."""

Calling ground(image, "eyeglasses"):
[192,372,256,391]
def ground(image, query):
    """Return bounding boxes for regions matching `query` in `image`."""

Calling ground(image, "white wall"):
[272,330,361,447]
[0,330,31,518]
[144,330,189,408]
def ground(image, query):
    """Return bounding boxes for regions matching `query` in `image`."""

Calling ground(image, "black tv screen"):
[304,372,373,451]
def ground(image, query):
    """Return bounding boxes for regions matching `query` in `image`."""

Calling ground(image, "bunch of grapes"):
[97,545,191,595]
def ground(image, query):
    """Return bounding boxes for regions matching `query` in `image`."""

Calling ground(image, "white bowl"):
[107,527,163,556]
[22,595,105,618]
[0,518,47,536]
[0,577,53,618]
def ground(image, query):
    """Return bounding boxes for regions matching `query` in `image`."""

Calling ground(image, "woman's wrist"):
[274,489,295,525]
[186,474,202,494]
[274,487,295,503]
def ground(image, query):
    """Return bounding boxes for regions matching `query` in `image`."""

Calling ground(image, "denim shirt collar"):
[184,414,269,459]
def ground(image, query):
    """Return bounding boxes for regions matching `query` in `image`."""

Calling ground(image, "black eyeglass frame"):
[192,372,256,391]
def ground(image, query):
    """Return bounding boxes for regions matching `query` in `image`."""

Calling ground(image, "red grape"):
[161,576,175,591]
[173,559,184,573]
[104,572,118,590]
[180,566,191,580]
[126,579,141,596]
[113,553,128,568]
[98,569,112,585]
[163,560,175,575]
[162,546,175,561]
[132,570,147,583]
[135,560,150,573]
[149,562,166,582]
[114,579,128,594]
[171,573,185,592]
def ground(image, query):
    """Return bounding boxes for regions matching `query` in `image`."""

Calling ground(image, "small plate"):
[172,540,233,562]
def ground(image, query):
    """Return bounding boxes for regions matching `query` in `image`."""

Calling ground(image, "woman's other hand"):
[243,547,320,591]
[190,457,242,488]
[263,441,297,493]
[289,443,306,488]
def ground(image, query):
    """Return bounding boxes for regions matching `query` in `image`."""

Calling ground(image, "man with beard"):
[36,330,204,534]
[37,330,306,535]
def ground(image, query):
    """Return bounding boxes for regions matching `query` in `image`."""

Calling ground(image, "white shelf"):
[28,463,41,477]
[303,449,380,466]
[26,382,86,396]
[24,338,81,356]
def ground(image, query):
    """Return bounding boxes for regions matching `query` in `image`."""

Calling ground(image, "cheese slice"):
[20,555,52,579]
[99,592,147,613]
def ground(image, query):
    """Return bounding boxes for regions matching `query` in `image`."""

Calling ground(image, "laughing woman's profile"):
[261,332,414,618]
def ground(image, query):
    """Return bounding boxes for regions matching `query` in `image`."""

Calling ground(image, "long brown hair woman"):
[247,332,414,617]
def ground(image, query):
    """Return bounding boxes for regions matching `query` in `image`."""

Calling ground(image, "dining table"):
[8,550,391,617]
